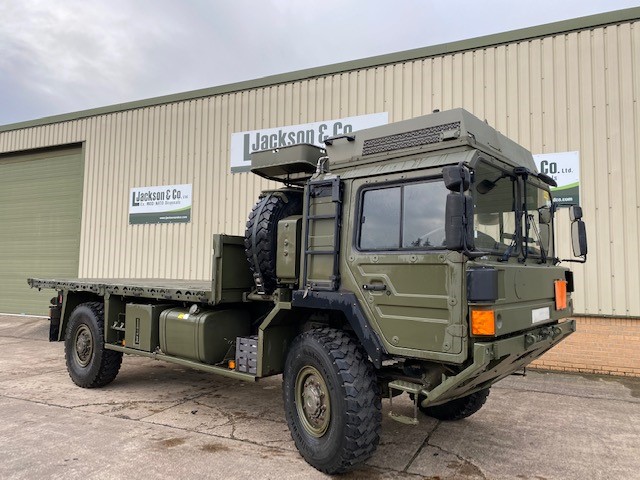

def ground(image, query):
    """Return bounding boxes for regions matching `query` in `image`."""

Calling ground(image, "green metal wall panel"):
[0,147,83,315]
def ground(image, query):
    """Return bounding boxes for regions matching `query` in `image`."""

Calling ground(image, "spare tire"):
[245,190,303,294]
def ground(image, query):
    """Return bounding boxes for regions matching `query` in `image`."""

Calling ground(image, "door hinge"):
[446,324,467,338]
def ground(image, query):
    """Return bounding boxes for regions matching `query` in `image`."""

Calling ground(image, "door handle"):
[363,283,386,291]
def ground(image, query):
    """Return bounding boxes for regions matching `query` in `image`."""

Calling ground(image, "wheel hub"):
[74,325,93,367]
[303,378,326,420]
[296,366,330,437]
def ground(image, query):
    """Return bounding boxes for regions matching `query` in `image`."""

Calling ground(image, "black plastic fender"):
[291,290,386,368]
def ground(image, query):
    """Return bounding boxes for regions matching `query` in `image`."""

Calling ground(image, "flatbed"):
[29,278,213,303]
[30,234,253,305]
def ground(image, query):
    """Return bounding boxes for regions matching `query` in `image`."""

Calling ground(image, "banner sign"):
[129,184,192,224]
[230,112,389,172]
[533,151,580,207]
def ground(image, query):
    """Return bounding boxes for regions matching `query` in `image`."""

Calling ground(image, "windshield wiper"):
[528,213,547,263]
[499,232,518,262]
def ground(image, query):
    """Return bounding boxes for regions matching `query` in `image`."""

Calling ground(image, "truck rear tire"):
[283,328,382,474]
[419,388,490,421]
[64,302,122,388]
[244,190,302,294]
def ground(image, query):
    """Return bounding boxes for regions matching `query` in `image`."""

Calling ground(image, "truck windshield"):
[472,162,519,257]
[471,161,555,261]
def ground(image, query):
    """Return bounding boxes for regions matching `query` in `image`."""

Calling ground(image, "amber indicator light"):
[471,309,496,336]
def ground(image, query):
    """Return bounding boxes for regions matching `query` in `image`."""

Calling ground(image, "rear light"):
[555,280,567,310]
[471,309,496,336]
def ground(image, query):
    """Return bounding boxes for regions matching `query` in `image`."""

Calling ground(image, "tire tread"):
[421,388,490,421]
[244,191,302,293]
[64,301,122,388]
[284,327,382,474]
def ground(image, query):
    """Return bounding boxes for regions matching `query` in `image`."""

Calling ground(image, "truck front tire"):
[283,328,381,474]
[419,388,490,421]
[64,302,122,388]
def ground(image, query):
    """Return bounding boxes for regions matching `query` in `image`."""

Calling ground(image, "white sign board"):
[230,112,389,172]
[533,151,580,206]
[129,184,192,224]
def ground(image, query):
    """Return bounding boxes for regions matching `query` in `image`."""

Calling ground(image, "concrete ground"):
[0,315,638,480]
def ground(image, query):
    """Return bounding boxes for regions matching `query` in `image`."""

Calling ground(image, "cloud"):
[0,0,184,120]
[1,0,638,126]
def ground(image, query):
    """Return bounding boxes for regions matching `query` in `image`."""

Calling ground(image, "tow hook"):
[525,327,556,348]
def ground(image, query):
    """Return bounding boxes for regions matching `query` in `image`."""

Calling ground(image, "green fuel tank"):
[159,307,251,364]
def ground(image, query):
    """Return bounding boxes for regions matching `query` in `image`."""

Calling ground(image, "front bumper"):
[420,319,576,407]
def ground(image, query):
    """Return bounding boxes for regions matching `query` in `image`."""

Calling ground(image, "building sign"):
[129,184,192,224]
[533,151,580,207]
[230,112,389,172]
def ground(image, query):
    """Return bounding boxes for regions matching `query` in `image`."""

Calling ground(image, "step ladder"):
[302,177,342,291]
[388,380,423,425]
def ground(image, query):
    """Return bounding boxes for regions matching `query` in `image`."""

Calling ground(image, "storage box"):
[124,304,168,352]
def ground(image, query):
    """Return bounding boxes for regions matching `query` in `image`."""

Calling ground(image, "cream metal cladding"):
[0,11,638,318]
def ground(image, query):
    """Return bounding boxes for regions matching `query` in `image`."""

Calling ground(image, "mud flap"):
[48,294,62,342]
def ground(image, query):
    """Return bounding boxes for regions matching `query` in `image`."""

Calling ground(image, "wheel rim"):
[73,324,93,367]
[295,365,331,438]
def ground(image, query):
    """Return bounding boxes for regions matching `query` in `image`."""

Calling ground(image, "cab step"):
[387,380,423,425]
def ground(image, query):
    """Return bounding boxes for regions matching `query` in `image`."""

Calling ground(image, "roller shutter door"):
[0,146,83,315]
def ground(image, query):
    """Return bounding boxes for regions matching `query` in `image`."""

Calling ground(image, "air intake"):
[362,121,461,156]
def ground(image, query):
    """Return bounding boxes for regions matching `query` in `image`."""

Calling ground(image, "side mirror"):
[445,194,474,250]
[442,165,470,192]
[570,205,583,221]
[537,172,558,187]
[571,220,587,257]
[538,206,552,225]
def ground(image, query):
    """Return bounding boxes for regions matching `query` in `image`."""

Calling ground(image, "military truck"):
[29,108,587,474]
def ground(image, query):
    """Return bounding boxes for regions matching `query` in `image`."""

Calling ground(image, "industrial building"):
[1,7,639,375]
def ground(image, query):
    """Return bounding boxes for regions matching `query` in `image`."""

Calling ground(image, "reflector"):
[555,280,568,310]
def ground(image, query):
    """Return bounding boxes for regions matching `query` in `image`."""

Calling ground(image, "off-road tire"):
[283,328,382,474]
[420,388,490,421]
[64,302,122,388]
[244,190,303,293]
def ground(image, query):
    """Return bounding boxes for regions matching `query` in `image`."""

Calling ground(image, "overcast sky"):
[1,0,638,126]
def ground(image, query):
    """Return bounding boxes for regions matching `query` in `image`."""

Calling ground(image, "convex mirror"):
[442,165,470,192]
[538,206,552,225]
[570,205,583,221]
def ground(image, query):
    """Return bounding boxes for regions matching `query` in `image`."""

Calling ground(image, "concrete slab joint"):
[1,315,639,479]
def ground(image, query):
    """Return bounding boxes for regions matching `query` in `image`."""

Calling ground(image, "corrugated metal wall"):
[0,20,638,317]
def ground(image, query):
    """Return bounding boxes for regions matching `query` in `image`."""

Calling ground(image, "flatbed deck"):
[28,278,213,303]
[28,234,256,306]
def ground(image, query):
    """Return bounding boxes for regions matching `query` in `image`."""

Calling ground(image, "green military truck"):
[30,108,587,474]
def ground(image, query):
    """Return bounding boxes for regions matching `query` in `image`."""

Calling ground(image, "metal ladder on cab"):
[302,177,342,291]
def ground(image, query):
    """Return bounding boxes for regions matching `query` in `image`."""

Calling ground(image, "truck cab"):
[251,109,585,384]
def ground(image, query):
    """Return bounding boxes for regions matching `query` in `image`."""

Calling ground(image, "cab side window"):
[360,187,401,250]
[359,180,447,250]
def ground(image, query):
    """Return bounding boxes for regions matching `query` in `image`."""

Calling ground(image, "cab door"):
[344,174,467,363]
